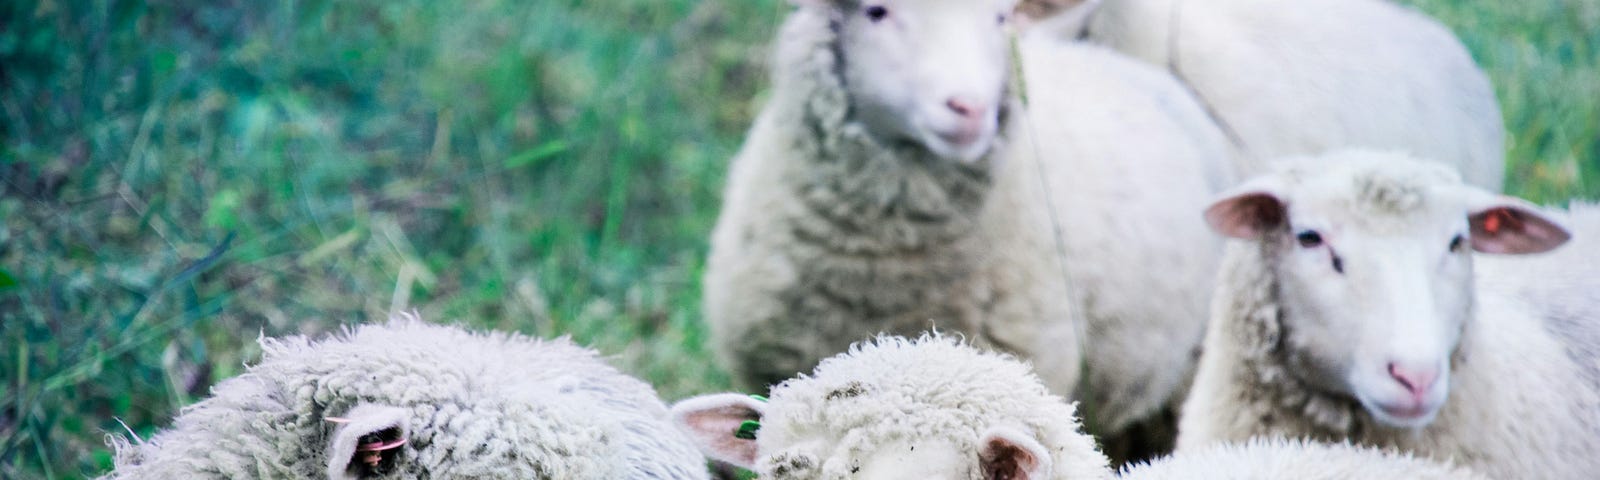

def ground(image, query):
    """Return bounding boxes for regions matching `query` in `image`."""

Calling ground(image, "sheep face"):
[1204,152,1571,429]
[801,0,1019,163]
[672,394,1054,479]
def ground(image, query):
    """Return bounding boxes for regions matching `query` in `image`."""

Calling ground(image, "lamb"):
[672,335,1486,479]
[102,317,709,479]
[703,0,1233,456]
[1076,0,1505,189]
[1180,151,1600,479]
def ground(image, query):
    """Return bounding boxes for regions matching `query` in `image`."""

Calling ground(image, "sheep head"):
[1204,151,1571,429]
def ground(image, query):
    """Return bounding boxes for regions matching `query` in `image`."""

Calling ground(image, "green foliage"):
[0,0,1594,477]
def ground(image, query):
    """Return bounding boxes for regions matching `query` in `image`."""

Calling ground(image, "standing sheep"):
[1080,0,1505,188]
[672,335,1486,479]
[1181,151,1600,479]
[703,0,1232,455]
[102,317,709,480]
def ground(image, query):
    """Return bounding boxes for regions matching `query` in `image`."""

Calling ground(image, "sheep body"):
[1119,438,1486,479]
[103,318,708,480]
[704,4,1230,443]
[1179,154,1600,479]
[1085,0,1504,188]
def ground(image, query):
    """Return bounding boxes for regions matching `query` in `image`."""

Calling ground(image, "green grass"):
[0,0,1595,477]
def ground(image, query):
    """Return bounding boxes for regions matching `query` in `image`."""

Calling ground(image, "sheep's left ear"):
[979,426,1053,480]
[1204,175,1289,240]
[670,393,768,468]
[1459,188,1571,254]
[326,404,410,480]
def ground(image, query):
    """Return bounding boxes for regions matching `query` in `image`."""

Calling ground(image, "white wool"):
[675,336,1480,479]
[1180,154,1600,479]
[703,2,1232,452]
[102,317,708,479]
[1120,438,1487,479]
[1085,0,1504,189]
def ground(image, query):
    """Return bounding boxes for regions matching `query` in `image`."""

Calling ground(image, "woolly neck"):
[771,10,1013,255]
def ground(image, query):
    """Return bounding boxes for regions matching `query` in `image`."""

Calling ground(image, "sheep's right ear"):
[670,393,768,468]
[978,426,1053,480]
[1205,177,1288,240]
[326,404,409,480]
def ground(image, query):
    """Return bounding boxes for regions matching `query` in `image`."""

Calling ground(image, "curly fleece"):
[752,334,1114,480]
[103,317,708,479]
[1119,438,1486,479]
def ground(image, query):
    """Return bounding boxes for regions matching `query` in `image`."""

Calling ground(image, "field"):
[1,0,1595,477]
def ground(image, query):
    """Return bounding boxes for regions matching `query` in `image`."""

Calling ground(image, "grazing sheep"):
[703,0,1232,454]
[1082,0,1505,189]
[1181,151,1600,479]
[102,317,708,480]
[672,335,1484,479]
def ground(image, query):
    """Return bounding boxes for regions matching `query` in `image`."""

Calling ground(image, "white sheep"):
[1181,150,1600,479]
[1119,438,1486,480]
[703,0,1233,454]
[672,335,1486,479]
[1080,0,1505,189]
[102,317,709,479]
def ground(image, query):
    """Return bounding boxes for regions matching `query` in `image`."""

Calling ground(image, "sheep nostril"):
[946,97,984,120]
[1387,362,1438,396]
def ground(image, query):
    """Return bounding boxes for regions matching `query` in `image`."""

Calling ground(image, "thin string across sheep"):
[1006,31,1097,428]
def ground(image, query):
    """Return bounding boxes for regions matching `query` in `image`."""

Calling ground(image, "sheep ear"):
[670,393,768,468]
[325,404,410,480]
[1460,189,1571,254]
[1205,177,1288,239]
[978,426,1053,480]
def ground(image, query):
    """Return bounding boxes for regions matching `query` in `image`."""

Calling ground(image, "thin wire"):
[1007,29,1096,426]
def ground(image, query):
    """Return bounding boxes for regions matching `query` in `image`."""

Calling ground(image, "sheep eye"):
[1331,254,1344,274]
[1295,230,1323,248]
[864,5,889,22]
[1448,234,1465,252]
[997,13,1008,24]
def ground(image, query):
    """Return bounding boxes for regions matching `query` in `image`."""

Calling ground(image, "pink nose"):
[1387,362,1439,397]
[946,97,987,121]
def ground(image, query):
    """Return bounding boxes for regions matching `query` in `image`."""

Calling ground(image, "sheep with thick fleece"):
[704,0,1232,452]
[1080,0,1504,189]
[672,335,1485,479]
[1119,439,1486,480]
[102,318,708,479]
[1181,151,1600,479]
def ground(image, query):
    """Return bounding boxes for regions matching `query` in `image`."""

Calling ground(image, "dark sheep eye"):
[997,13,1008,24]
[1449,234,1465,252]
[1295,230,1323,248]
[1331,254,1344,274]
[864,5,889,22]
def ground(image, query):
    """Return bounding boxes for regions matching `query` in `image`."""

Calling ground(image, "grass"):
[1,0,1595,477]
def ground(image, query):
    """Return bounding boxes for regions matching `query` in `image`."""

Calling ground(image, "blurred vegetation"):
[0,0,1594,477]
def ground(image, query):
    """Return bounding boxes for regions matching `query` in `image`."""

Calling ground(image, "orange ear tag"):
[1484,211,1503,234]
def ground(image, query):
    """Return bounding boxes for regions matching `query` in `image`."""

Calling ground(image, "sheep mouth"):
[1361,396,1443,429]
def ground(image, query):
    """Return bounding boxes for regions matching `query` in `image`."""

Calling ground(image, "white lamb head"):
[1204,151,1571,428]
[794,0,1020,163]
[670,336,1111,479]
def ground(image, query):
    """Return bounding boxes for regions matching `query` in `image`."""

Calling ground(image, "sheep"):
[671,335,1486,479]
[702,0,1233,459]
[1079,0,1505,189]
[1119,438,1486,480]
[1180,150,1600,479]
[102,317,709,480]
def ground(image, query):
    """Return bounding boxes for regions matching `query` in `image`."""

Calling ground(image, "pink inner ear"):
[1205,192,1286,239]
[1470,206,1571,254]
[671,395,765,468]
[978,428,1050,480]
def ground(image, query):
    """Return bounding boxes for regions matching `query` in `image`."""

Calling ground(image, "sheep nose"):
[946,96,987,121]
[1387,362,1439,397]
